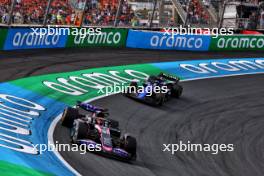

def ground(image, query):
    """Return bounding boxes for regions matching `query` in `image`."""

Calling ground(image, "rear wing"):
[77,101,108,113]
[159,73,180,83]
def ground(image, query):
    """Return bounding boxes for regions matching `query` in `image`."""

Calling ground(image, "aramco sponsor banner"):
[126,30,211,51]
[152,58,264,79]
[66,28,128,48]
[0,83,73,175]
[3,28,68,50]
[210,35,264,51]
[0,28,8,50]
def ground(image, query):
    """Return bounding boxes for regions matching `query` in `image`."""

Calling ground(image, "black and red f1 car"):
[61,101,137,160]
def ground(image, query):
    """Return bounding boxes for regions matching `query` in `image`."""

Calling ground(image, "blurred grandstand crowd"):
[180,0,210,24]
[0,0,263,28]
[0,0,135,26]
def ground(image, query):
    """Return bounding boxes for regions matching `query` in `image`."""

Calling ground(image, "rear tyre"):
[109,119,119,129]
[153,93,165,106]
[61,107,79,128]
[125,82,138,96]
[171,84,183,98]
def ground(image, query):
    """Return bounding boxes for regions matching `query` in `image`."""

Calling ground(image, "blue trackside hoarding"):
[4,28,68,50]
[152,58,264,80]
[126,29,211,51]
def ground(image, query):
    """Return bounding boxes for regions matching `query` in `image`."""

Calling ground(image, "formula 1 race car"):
[61,101,111,128]
[124,73,183,106]
[61,102,137,160]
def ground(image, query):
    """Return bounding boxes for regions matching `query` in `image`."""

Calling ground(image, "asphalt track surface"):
[0,48,264,82]
[0,48,263,176]
[55,74,264,176]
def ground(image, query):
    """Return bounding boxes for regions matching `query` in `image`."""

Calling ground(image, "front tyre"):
[108,118,119,129]
[61,107,79,128]
[123,136,137,159]
[71,120,89,143]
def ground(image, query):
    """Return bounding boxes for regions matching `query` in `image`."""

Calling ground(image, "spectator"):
[1,11,9,24]
[11,0,46,24]
[181,0,210,24]
[260,12,264,28]
[0,0,10,24]
[131,16,139,26]
[248,12,258,29]
[83,0,134,26]
[1,0,136,26]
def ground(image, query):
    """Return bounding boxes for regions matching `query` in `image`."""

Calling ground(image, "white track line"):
[48,114,81,176]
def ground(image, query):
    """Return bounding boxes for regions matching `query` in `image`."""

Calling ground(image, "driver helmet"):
[96,111,105,118]
[96,118,103,126]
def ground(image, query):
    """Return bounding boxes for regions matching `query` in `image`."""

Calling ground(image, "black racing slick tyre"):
[61,107,79,128]
[124,136,137,159]
[171,84,183,98]
[153,93,165,106]
[125,82,138,96]
[109,118,119,129]
[71,120,89,143]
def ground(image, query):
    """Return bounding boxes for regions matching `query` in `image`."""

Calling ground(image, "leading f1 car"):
[124,73,183,106]
[61,101,137,160]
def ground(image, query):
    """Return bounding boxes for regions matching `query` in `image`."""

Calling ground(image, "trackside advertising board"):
[1,27,264,52]
[66,28,128,48]
[126,30,211,51]
[0,28,8,50]
[210,35,264,51]
[3,28,68,50]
